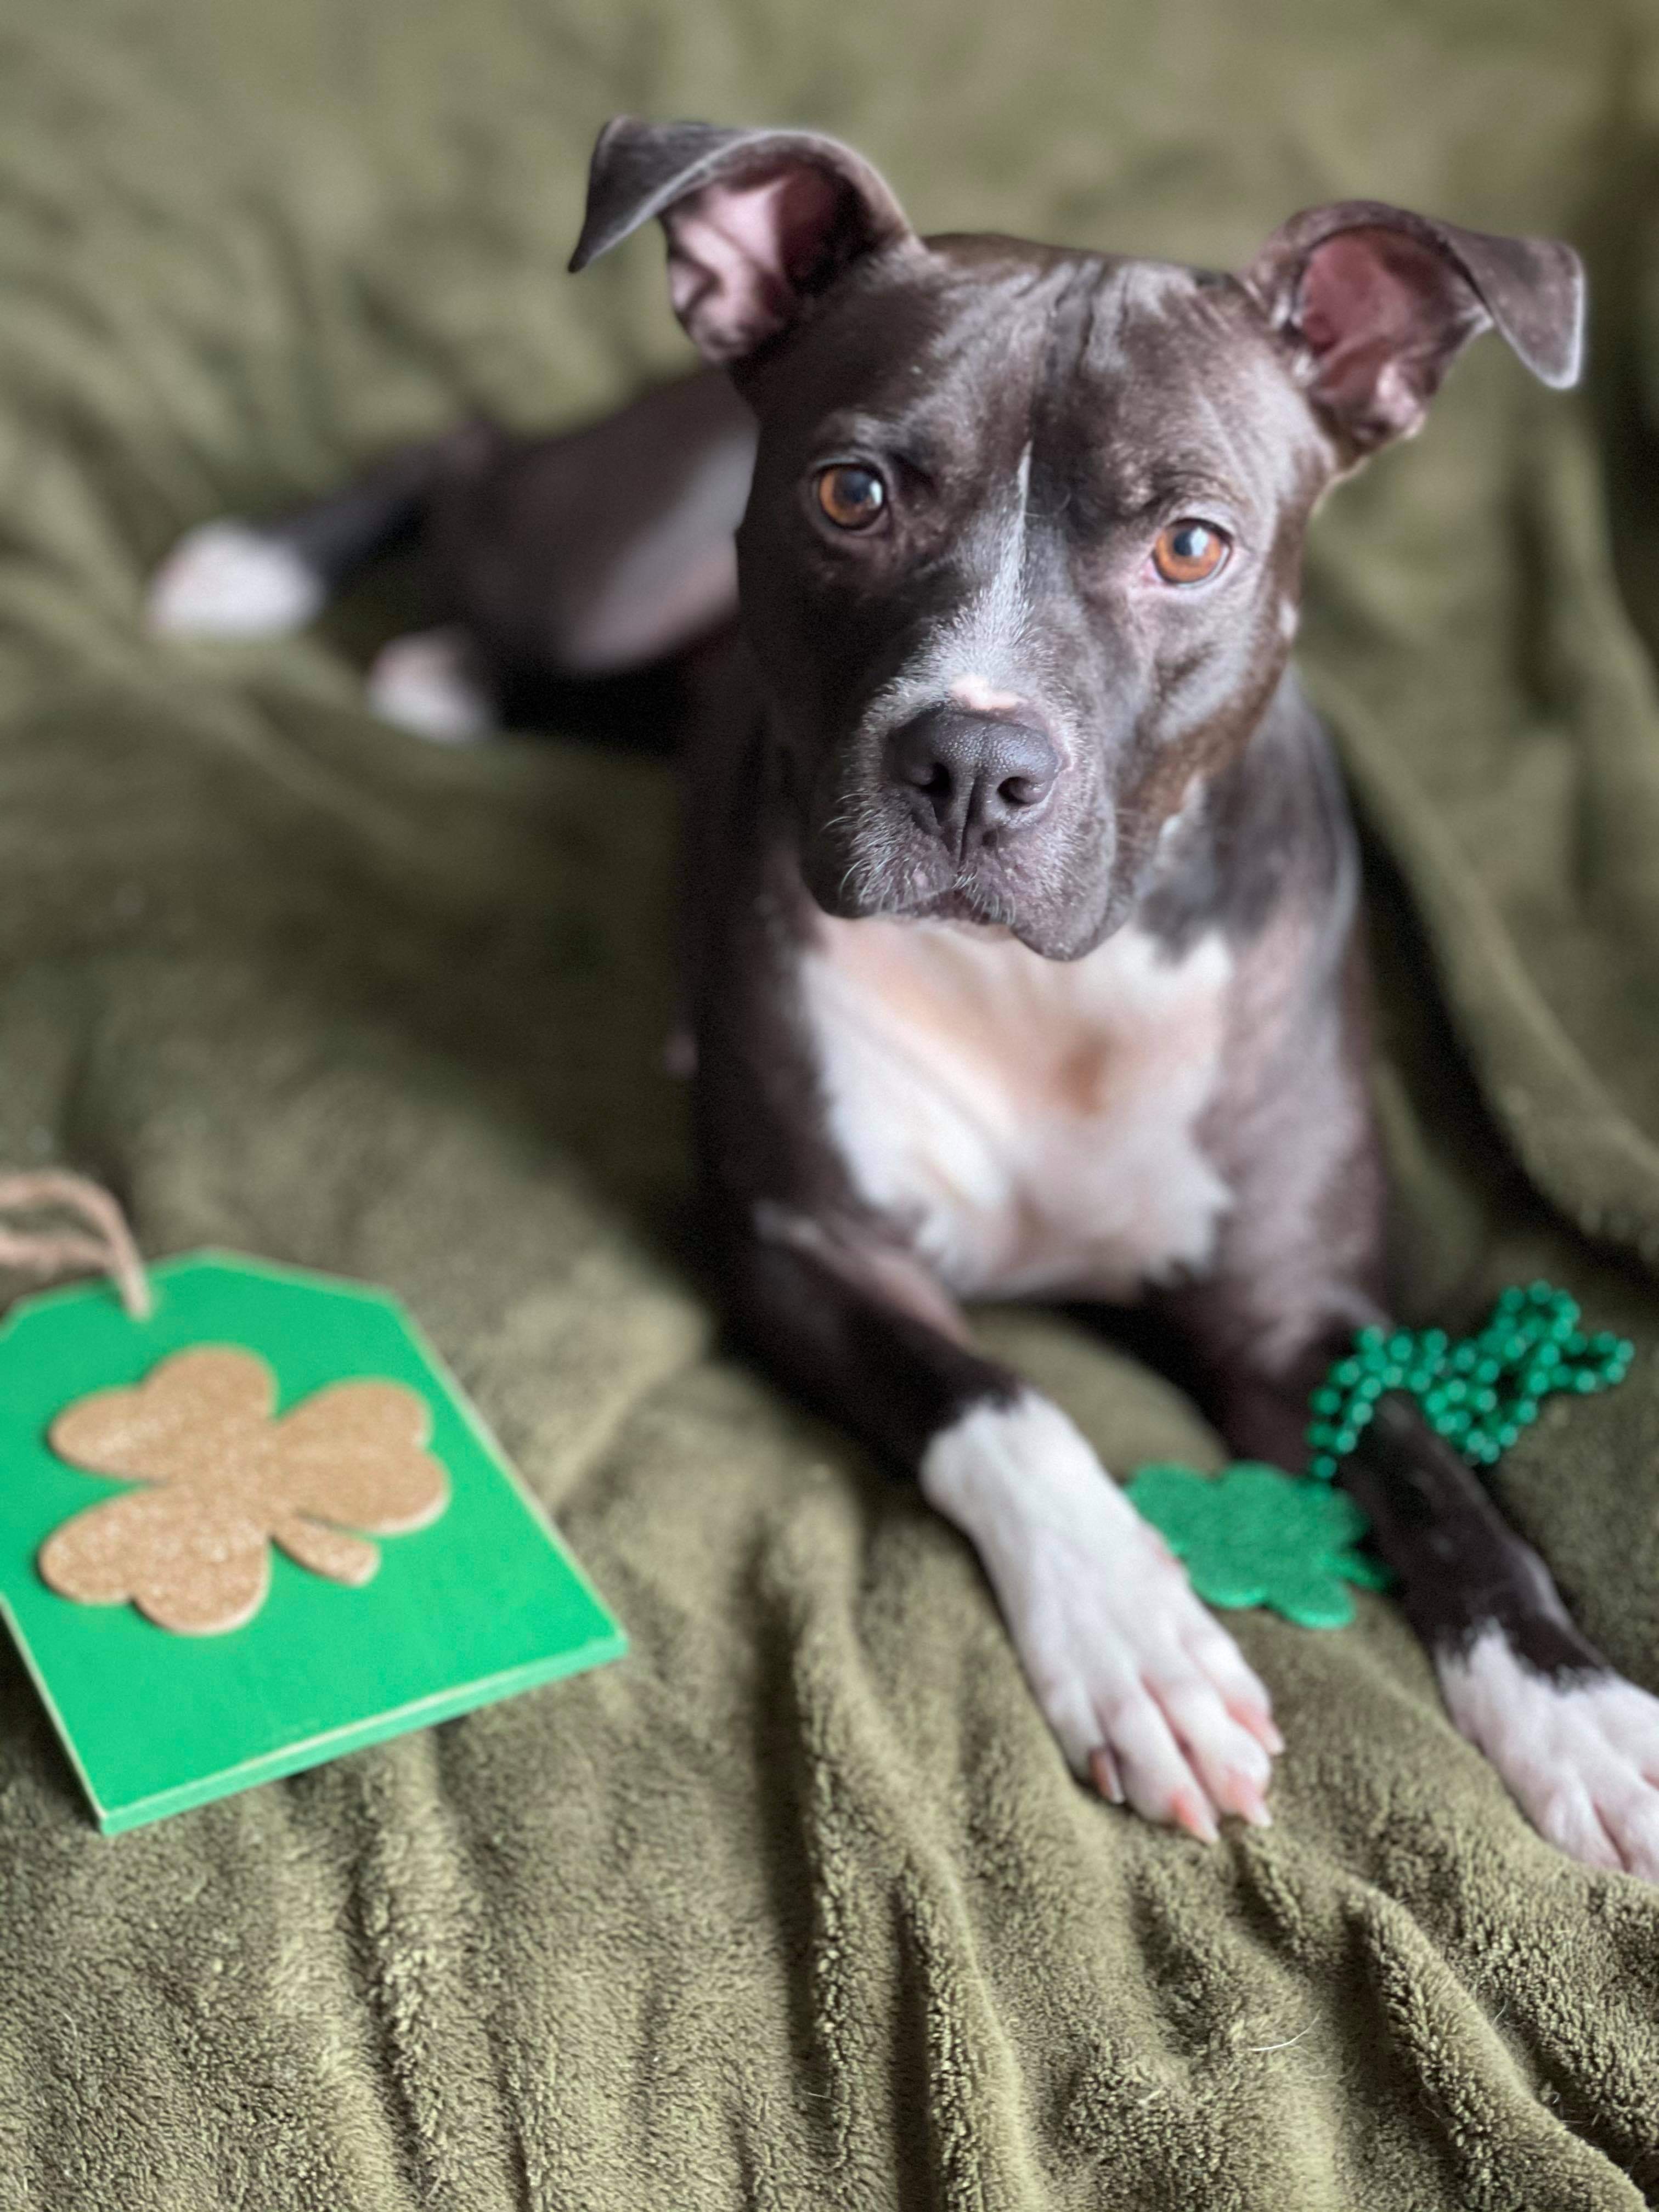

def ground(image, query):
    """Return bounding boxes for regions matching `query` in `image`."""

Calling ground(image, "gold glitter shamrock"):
[38,1347,449,1635]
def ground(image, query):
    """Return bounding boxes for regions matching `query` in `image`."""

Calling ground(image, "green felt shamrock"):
[1125,1460,1392,1629]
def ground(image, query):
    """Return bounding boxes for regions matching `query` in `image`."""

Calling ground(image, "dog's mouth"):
[799,823,1026,928]
[892,881,1019,929]
[800,832,1100,956]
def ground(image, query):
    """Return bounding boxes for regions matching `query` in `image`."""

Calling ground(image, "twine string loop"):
[0,1171,152,1320]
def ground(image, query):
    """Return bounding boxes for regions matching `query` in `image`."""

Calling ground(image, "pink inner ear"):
[1297,228,1479,442]
[666,165,846,363]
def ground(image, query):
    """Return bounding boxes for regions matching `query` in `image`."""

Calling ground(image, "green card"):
[0,1251,625,1833]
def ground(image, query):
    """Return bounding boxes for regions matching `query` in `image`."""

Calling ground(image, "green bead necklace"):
[1130,1280,1635,1628]
[1305,1280,1633,1481]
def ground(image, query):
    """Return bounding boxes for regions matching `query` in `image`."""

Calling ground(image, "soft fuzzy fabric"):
[3,2,1659,2204]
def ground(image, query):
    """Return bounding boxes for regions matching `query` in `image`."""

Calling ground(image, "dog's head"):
[573,120,1582,959]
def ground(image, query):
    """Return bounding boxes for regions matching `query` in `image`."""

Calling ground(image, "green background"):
[2,1,1659,2205]
[0,1253,623,1830]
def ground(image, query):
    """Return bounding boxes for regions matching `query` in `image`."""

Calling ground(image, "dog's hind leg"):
[146,433,470,640]
[1343,1398,1659,1880]
[364,626,494,743]
[146,369,756,724]
[431,369,755,687]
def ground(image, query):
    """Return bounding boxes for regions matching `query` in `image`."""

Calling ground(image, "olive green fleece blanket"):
[4,2,1659,2204]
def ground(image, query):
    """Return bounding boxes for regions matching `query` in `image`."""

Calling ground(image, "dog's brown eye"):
[815,464,887,531]
[1152,519,1229,585]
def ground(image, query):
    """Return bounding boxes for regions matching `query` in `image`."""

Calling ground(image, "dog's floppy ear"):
[1242,201,1584,456]
[569,117,912,364]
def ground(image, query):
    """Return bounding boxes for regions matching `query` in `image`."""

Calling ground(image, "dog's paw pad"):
[1439,1630,1659,1883]
[1011,1523,1278,1837]
[366,629,495,743]
[922,1392,1280,1840]
[146,523,323,638]
[1075,1580,1277,1836]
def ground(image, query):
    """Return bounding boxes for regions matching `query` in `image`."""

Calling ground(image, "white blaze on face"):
[949,673,1026,715]
[861,440,1041,748]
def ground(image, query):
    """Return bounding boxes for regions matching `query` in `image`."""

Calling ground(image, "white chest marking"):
[798,916,1234,1300]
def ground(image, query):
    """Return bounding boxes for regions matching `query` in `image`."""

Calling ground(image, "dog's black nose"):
[886,708,1059,850]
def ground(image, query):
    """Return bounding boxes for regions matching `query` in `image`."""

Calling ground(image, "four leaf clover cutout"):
[1125,1460,1391,1628]
[38,1347,450,1635]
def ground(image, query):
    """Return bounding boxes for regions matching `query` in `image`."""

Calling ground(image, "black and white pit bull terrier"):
[151,119,1659,1878]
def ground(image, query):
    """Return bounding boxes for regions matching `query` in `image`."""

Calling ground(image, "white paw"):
[365,628,495,743]
[1438,1632,1659,1881]
[922,1393,1280,1839]
[146,521,323,637]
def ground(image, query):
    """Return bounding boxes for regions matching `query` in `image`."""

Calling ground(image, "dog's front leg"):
[719,1220,1280,1838]
[1340,1397,1659,1880]
[1188,1301,1659,1880]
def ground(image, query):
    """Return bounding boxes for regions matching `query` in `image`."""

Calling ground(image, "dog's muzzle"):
[884,707,1059,860]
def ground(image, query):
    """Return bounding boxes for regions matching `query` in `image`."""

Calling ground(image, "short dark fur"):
[246,120,1616,1838]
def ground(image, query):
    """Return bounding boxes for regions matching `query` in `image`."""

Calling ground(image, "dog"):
[149,118,1659,1879]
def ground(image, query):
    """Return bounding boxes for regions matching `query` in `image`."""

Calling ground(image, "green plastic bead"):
[1305,1282,1635,1484]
